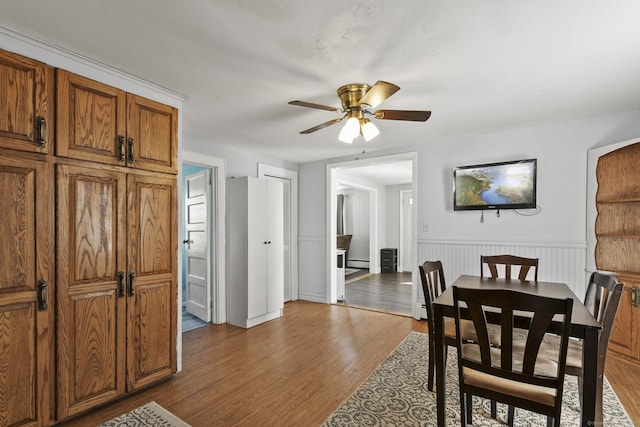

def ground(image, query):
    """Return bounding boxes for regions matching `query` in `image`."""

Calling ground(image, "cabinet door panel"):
[0,156,51,427]
[127,173,176,389]
[57,70,126,165]
[0,50,52,154]
[127,94,177,174]
[0,303,37,426]
[56,164,127,418]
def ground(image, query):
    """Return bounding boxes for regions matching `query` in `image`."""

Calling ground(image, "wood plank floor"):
[342,271,413,316]
[57,301,640,427]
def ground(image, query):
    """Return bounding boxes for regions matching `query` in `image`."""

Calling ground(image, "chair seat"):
[537,334,583,371]
[463,367,558,407]
[445,318,502,346]
[462,343,560,407]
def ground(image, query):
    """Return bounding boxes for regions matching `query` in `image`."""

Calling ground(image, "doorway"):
[180,152,227,333]
[327,152,418,317]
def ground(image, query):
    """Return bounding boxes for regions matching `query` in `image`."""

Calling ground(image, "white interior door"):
[184,169,211,322]
[400,190,413,273]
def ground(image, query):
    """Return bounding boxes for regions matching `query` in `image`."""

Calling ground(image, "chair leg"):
[547,416,555,427]
[459,391,467,427]
[427,341,435,391]
[577,375,583,410]
[507,405,515,427]
[490,400,497,418]
[466,393,473,425]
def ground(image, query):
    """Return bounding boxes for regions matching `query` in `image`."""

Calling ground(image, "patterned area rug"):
[323,332,633,426]
[98,402,191,427]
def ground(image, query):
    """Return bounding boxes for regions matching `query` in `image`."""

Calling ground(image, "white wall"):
[183,134,297,177]
[298,109,640,304]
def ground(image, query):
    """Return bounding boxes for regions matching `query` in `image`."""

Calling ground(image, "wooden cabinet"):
[57,70,178,174]
[595,141,640,362]
[227,177,284,328]
[56,164,177,418]
[0,48,179,425]
[381,248,398,273]
[0,49,53,154]
[0,152,53,427]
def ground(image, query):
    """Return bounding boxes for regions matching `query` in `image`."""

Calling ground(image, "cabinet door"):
[0,49,52,154]
[0,155,51,427]
[56,70,127,166]
[266,181,284,313]
[127,173,177,390]
[247,179,268,319]
[127,94,178,174]
[56,164,127,418]
[609,281,640,360]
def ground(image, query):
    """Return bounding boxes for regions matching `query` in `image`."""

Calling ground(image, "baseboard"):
[347,259,369,269]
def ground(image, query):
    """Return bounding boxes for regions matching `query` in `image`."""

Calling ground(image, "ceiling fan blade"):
[358,81,400,108]
[288,100,340,112]
[374,110,431,122]
[300,116,346,134]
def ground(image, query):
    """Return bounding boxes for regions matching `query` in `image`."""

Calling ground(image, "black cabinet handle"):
[117,136,126,162]
[128,270,136,297]
[37,279,48,310]
[36,117,46,148]
[117,271,125,297]
[127,137,135,164]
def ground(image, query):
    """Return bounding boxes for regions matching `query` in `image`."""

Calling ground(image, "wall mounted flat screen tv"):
[453,159,537,211]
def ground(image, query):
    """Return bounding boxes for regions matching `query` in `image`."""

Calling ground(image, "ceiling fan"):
[288,81,431,143]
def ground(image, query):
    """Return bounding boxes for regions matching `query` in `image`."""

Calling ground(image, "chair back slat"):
[419,260,446,327]
[481,254,539,282]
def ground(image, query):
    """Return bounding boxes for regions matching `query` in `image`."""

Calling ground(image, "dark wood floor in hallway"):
[342,271,413,316]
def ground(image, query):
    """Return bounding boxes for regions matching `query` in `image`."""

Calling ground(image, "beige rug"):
[323,331,633,426]
[98,401,191,427]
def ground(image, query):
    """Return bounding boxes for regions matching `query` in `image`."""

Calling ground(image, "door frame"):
[180,151,227,326]
[326,152,419,316]
[399,189,413,273]
[184,167,212,321]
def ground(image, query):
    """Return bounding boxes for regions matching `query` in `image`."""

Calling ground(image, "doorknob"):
[183,239,193,244]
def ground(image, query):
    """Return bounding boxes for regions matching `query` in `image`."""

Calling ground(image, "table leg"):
[434,305,446,426]
[581,328,599,426]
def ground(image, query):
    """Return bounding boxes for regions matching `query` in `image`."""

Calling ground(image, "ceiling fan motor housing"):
[337,83,372,110]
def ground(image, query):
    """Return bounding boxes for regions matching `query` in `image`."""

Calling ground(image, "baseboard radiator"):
[347,259,369,269]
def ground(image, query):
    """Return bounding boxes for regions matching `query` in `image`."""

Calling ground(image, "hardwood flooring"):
[56,301,640,427]
[342,271,412,316]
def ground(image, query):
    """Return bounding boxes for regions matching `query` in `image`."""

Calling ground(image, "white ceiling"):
[2,1,640,164]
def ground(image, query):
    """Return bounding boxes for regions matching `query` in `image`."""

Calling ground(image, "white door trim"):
[399,189,413,273]
[181,151,227,324]
[326,152,419,317]
[258,163,299,301]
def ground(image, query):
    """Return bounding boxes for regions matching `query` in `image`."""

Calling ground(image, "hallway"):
[341,271,412,316]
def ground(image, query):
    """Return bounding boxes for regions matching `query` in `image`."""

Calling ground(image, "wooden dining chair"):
[535,271,623,423]
[452,286,574,427]
[419,260,480,391]
[481,254,539,281]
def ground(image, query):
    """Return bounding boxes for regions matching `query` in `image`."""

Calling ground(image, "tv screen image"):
[453,159,537,211]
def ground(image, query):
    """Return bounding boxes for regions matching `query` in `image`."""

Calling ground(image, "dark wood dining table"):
[432,275,602,427]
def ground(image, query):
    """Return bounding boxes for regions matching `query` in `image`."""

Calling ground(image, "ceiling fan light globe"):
[338,117,360,143]
[361,120,379,141]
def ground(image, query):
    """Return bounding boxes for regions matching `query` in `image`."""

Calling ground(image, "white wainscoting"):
[417,239,588,301]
